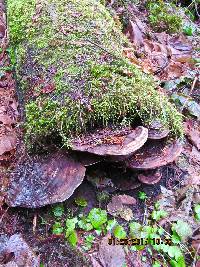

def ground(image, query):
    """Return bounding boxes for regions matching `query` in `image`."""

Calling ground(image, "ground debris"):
[0,234,39,267]
[98,236,126,267]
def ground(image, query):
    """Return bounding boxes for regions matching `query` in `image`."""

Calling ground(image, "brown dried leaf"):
[184,120,200,150]
[0,134,17,156]
[125,20,144,47]
[98,236,126,267]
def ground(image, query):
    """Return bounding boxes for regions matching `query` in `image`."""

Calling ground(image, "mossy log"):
[7,0,183,148]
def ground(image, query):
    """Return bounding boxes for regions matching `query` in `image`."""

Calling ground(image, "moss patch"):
[147,0,183,33]
[7,0,183,148]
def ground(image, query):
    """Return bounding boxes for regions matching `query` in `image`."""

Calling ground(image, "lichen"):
[7,0,183,148]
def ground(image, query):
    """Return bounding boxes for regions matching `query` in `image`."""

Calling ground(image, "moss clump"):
[147,0,183,33]
[7,0,183,147]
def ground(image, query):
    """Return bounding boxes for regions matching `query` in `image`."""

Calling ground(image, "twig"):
[0,207,9,224]
[192,243,200,267]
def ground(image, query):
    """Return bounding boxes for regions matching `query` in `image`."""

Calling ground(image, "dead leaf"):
[119,207,133,221]
[0,114,15,125]
[98,236,126,267]
[184,120,200,150]
[107,194,136,221]
[117,194,136,205]
[0,134,17,156]
[125,20,144,47]
[42,83,55,94]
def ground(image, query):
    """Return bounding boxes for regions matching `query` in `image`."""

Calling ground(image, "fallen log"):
[7,0,183,149]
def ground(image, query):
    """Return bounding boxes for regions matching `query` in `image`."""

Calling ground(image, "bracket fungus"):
[72,126,148,157]
[6,152,86,208]
[138,169,162,184]
[126,139,182,170]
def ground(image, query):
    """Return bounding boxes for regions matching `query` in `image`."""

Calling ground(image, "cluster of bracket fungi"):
[0,0,182,209]
[6,123,182,208]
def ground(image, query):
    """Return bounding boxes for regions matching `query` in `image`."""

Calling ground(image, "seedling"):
[138,191,148,201]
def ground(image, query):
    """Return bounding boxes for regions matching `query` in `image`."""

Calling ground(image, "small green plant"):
[52,222,64,235]
[106,219,117,233]
[194,204,200,221]
[151,210,168,221]
[183,24,196,36]
[52,204,64,218]
[113,225,126,239]
[78,214,93,231]
[172,220,192,242]
[82,234,95,251]
[138,191,148,201]
[88,208,107,229]
[75,197,88,207]
[65,217,78,247]
[147,1,183,33]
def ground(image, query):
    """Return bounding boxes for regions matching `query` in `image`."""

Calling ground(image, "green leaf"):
[106,219,117,232]
[172,231,181,244]
[167,246,183,261]
[152,261,161,267]
[141,256,147,262]
[52,222,64,235]
[78,217,93,231]
[129,222,142,237]
[65,217,78,237]
[183,25,195,36]
[75,197,88,207]
[170,255,186,267]
[88,208,107,229]
[113,225,126,239]
[194,204,200,221]
[151,210,168,221]
[52,204,64,217]
[68,230,78,247]
[138,191,147,201]
[172,220,192,241]
[158,227,164,235]
[83,234,95,251]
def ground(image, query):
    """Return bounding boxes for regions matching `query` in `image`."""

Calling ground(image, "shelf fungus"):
[6,152,86,208]
[138,169,162,184]
[72,126,148,158]
[148,121,170,140]
[126,139,182,170]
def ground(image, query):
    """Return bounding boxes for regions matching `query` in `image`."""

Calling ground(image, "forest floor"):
[0,1,200,267]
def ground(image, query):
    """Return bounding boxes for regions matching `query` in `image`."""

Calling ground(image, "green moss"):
[147,0,183,33]
[7,0,183,148]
